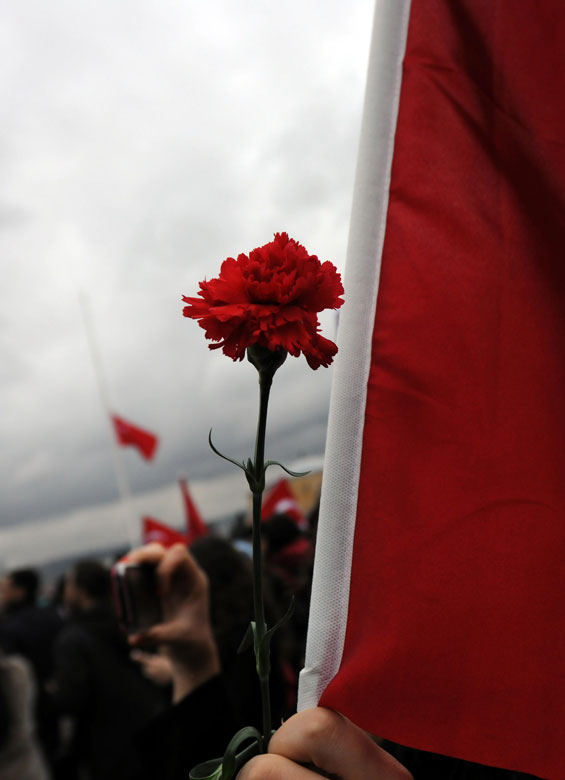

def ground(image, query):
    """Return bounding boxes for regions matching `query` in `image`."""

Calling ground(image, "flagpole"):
[78,292,139,549]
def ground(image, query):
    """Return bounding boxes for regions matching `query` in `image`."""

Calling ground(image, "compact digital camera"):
[111,561,162,633]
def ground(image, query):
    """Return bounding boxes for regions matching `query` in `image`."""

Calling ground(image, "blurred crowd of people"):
[0,508,316,780]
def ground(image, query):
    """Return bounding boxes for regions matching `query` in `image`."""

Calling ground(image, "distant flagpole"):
[78,291,138,549]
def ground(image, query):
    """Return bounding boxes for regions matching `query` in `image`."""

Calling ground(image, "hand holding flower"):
[237,708,413,780]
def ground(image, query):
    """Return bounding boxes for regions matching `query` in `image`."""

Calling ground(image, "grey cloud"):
[0,0,373,546]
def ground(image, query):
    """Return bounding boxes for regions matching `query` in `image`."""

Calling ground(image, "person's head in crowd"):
[230,513,252,541]
[261,513,314,604]
[189,535,287,723]
[0,568,40,612]
[64,559,112,615]
[189,536,254,661]
[261,513,301,557]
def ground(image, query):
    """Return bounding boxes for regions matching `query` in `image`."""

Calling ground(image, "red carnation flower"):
[182,232,344,369]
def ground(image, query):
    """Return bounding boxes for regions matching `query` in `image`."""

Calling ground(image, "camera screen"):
[113,562,162,632]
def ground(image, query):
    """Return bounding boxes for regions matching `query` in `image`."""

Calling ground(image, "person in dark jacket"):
[51,559,164,780]
[190,536,287,727]
[0,568,63,686]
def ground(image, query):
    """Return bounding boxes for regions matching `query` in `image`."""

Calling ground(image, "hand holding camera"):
[118,543,221,703]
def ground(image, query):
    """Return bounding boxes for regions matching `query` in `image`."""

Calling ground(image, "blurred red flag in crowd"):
[111,415,158,460]
[261,479,306,529]
[299,2,564,779]
[142,516,187,548]
[178,476,208,543]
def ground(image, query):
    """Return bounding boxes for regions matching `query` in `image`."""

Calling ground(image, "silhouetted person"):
[51,559,164,780]
[262,514,314,699]
[190,536,286,726]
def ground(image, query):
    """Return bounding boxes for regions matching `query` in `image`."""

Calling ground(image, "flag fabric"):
[111,415,159,460]
[178,477,208,544]
[298,2,564,779]
[261,478,307,529]
[142,516,187,548]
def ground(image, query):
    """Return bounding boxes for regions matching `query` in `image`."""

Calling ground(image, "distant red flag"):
[142,516,187,548]
[261,479,306,529]
[112,415,158,460]
[178,477,207,543]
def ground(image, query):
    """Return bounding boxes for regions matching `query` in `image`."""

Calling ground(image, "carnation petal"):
[182,233,343,368]
[304,333,339,369]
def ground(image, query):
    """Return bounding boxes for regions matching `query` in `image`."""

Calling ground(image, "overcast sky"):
[0,0,374,565]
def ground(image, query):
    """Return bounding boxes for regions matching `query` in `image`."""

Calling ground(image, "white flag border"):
[298,0,413,710]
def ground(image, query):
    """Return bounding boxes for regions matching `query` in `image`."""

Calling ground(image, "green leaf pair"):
[188,726,263,780]
[208,429,310,485]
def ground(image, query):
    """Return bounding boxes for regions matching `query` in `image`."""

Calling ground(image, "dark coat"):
[0,603,62,685]
[134,674,240,780]
[52,607,164,780]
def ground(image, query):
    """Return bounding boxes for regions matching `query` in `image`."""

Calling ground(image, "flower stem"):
[253,374,271,499]
[251,370,272,751]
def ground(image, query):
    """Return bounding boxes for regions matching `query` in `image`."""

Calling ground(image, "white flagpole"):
[78,292,139,550]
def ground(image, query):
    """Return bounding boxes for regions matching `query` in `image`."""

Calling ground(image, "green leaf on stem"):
[189,758,223,780]
[254,632,271,682]
[263,460,311,478]
[208,430,249,474]
[245,472,263,494]
[220,726,263,779]
[189,726,263,780]
[265,596,295,641]
[237,622,256,654]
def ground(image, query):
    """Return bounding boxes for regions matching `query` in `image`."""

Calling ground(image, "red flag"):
[178,477,207,543]
[261,479,306,529]
[112,415,158,460]
[142,516,187,548]
[299,2,564,779]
